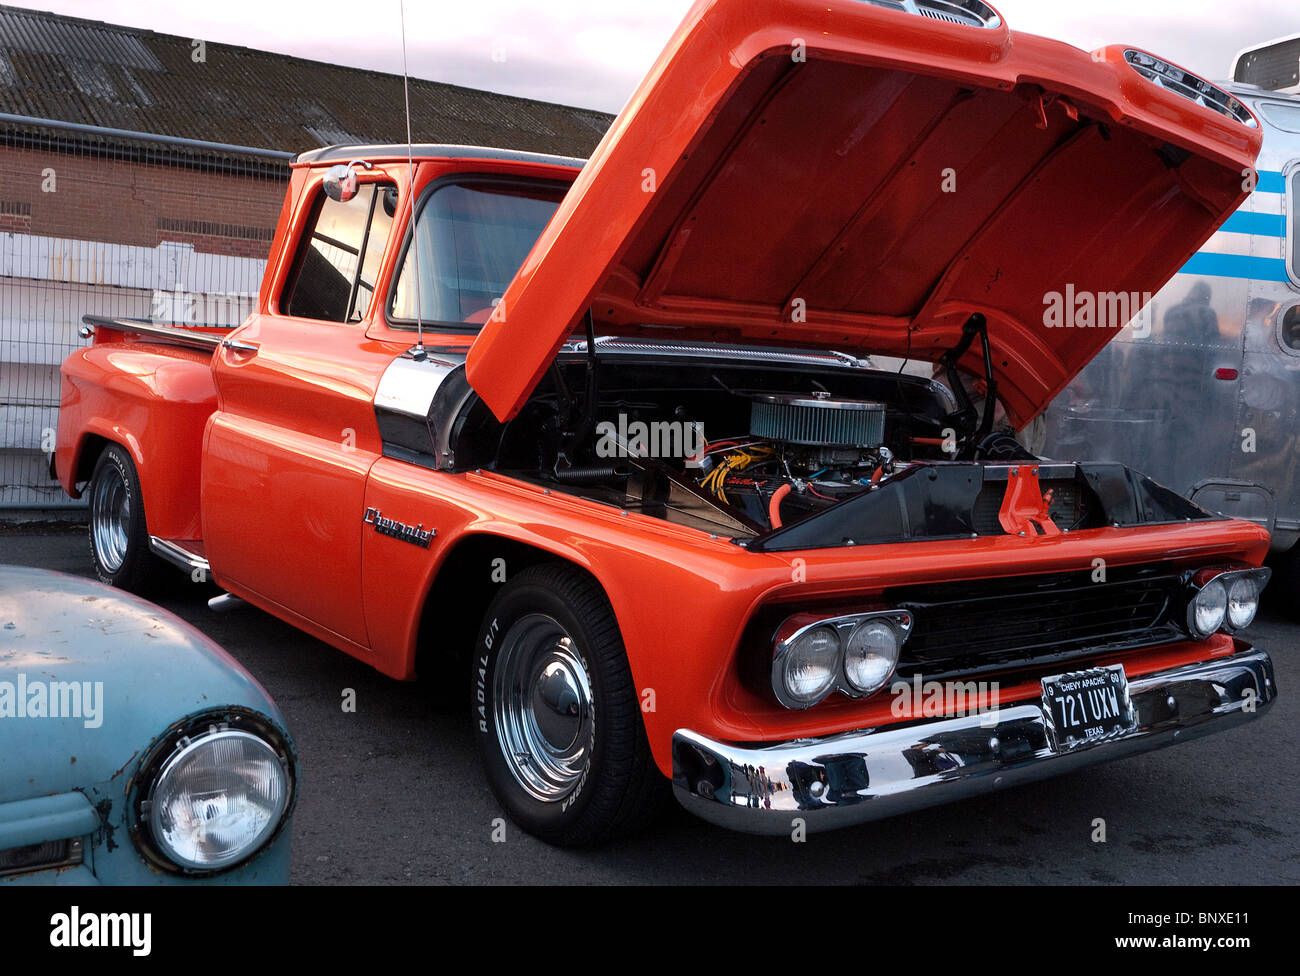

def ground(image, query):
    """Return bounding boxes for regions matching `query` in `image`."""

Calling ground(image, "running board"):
[149,537,211,576]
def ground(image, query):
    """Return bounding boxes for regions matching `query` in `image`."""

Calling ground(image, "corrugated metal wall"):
[0,123,286,509]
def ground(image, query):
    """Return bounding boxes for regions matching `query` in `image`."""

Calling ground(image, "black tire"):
[87,444,157,593]
[473,563,665,846]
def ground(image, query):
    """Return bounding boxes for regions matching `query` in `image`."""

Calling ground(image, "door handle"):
[221,338,260,355]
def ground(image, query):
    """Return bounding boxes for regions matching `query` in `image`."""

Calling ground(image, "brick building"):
[0,4,611,509]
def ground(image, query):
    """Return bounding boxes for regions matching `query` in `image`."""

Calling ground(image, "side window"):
[389,180,565,326]
[283,182,397,323]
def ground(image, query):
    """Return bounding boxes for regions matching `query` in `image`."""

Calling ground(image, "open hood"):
[466,0,1261,426]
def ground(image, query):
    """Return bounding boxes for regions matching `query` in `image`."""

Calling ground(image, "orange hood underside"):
[466,0,1261,426]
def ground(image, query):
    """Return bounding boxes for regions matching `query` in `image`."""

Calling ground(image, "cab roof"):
[293,143,586,170]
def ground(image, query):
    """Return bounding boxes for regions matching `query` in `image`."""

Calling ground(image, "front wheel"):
[473,564,664,846]
[88,444,157,593]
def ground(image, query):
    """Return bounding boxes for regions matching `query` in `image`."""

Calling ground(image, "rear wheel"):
[88,444,157,593]
[473,564,664,846]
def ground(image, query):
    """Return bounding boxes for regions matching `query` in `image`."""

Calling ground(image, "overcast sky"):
[9,0,1296,113]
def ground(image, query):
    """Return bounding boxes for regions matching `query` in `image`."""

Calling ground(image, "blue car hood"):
[0,566,282,802]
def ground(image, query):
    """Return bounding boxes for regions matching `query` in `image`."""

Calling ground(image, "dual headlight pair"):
[1185,566,1270,639]
[131,710,295,874]
[771,610,912,710]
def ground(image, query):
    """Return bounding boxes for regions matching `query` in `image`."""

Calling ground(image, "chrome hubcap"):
[91,465,130,573]
[493,613,594,802]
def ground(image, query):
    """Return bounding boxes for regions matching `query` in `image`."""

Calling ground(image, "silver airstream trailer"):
[1040,35,1300,603]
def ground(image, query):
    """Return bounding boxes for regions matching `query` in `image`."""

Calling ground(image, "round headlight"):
[843,620,900,694]
[781,626,841,705]
[148,729,290,871]
[1227,575,1259,630]
[1191,578,1228,636]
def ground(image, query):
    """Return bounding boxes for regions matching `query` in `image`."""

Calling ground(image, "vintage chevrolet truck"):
[55,0,1277,845]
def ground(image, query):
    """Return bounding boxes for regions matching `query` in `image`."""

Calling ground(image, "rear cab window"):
[283,181,398,323]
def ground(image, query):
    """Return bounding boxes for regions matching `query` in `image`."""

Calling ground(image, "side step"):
[149,537,210,577]
[148,537,244,611]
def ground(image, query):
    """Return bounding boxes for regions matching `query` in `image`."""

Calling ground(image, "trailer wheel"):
[472,563,665,846]
[88,444,157,593]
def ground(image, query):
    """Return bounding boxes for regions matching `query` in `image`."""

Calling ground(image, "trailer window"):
[1256,101,1300,134]
[389,179,566,327]
[283,182,397,323]
[1283,305,1300,351]
[1292,168,1299,285]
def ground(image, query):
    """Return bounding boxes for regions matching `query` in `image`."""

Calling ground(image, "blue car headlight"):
[131,709,295,874]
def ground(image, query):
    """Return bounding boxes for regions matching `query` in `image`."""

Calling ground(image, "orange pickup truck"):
[55,0,1275,845]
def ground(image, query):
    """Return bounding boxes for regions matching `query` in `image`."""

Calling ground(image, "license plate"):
[1041,664,1137,753]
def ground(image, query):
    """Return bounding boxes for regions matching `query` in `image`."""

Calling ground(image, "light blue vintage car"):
[0,566,296,884]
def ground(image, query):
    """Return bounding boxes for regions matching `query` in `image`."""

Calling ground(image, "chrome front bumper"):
[672,648,1275,835]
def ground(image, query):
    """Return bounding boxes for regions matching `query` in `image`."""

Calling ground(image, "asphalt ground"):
[4,527,1297,885]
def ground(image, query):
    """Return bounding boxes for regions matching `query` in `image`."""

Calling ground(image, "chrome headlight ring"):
[128,707,297,876]
[1184,566,1270,639]
[772,610,913,710]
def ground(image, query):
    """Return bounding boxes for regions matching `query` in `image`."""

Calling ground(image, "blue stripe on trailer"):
[1219,211,1287,237]
[1179,252,1291,281]
[1256,170,1287,194]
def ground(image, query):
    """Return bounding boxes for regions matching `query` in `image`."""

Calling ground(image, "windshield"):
[390,180,566,326]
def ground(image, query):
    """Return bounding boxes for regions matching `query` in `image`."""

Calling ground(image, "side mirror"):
[323,160,372,203]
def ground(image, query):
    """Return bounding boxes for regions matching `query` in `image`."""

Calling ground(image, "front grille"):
[0,837,83,878]
[889,565,1184,681]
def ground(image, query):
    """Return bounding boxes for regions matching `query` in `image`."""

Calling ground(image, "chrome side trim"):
[672,647,1275,835]
[148,537,210,575]
[373,351,474,470]
[82,316,226,352]
[374,353,461,421]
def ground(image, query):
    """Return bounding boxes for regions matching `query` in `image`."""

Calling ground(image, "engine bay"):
[450,337,1068,541]
[370,329,1220,549]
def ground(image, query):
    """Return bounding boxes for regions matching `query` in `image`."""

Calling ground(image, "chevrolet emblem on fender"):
[363,508,435,548]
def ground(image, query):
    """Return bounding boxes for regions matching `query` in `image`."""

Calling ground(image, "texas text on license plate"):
[1041,664,1137,753]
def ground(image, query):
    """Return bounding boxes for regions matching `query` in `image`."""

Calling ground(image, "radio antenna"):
[399,0,425,359]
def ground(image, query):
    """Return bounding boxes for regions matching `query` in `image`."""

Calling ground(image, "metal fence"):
[0,119,289,510]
